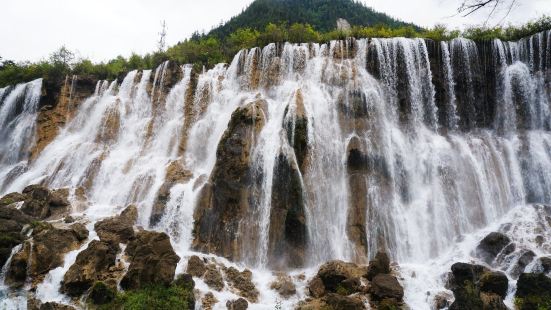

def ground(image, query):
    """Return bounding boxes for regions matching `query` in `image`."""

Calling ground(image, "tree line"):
[1,15,550,88]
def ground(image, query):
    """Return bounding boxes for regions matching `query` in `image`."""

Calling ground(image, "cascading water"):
[1,30,551,309]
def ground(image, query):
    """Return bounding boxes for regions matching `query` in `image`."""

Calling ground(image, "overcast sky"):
[1,0,548,62]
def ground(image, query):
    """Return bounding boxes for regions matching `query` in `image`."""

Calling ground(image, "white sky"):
[1,0,548,62]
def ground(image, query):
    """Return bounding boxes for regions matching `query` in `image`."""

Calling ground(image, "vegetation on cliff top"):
[1,12,550,88]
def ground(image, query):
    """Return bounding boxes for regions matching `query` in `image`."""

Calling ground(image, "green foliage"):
[258,23,289,46]
[335,284,351,296]
[96,284,194,310]
[166,37,224,68]
[288,23,320,43]
[227,28,260,55]
[515,296,551,310]
[208,0,417,38]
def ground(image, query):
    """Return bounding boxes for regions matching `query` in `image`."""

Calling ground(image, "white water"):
[0,30,550,309]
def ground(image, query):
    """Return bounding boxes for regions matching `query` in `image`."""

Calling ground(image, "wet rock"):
[476,232,511,264]
[270,273,297,298]
[204,264,224,291]
[369,274,404,301]
[20,185,53,219]
[39,302,76,310]
[515,273,551,300]
[94,205,137,244]
[324,293,365,310]
[317,260,367,293]
[120,230,180,290]
[89,281,116,305]
[225,267,259,302]
[0,205,32,267]
[366,251,391,281]
[479,271,508,298]
[69,223,89,241]
[512,250,536,279]
[192,99,266,261]
[49,188,69,207]
[174,273,195,289]
[539,256,551,273]
[447,262,508,310]
[150,161,192,226]
[6,223,87,287]
[308,276,325,298]
[186,255,206,277]
[0,192,26,207]
[226,298,248,310]
[433,291,453,309]
[62,240,119,296]
[201,292,219,310]
[268,153,307,268]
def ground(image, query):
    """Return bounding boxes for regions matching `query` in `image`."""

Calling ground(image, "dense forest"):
[207,0,418,38]
[1,0,550,88]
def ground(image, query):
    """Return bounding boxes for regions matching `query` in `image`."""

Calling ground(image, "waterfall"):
[1,30,551,309]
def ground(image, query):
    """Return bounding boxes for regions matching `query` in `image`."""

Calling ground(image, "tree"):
[227,28,260,54]
[288,23,320,43]
[457,0,517,23]
[158,20,168,52]
[50,46,74,68]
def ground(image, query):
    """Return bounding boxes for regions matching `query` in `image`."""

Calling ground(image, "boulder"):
[186,255,206,277]
[192,99,266,260]
[120,230,180,290]
[480,292,507,310]
[204,264,224,291]
[366,251,391,281]
[62,240,119,296]
[324,293,365,310]
[512,250,536,279]
[479,271,508,298]
[539,256,551,273]
[94,205,137,244]
[0,205,32,267]
[308,276,325,298]
[6,223,87,287]
[0,192,26,207]
[515,273,551,310]
[369,274,404,301]
[225,267,259,302]
[39,302,76,310]
[174,273,195,290]
[476,232,511,264]
[226,298,248,310]
[317,260,366,293]
[201,292,219,310]
[270,274,297,298]
[88,281,116,305]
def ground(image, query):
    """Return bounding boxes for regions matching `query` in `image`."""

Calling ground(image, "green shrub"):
[97,284,194,310]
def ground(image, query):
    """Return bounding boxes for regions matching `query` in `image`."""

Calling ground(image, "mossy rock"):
[89,282,116,305]
[0,193,27,207]
[97,284,195,310]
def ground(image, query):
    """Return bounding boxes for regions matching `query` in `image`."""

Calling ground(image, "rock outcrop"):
[224,267,259,302]
[0,185,70,220]
[150,160,192,226]
[0,204,32,267]
[192,99,266,261]
[6,222,88,288]
[476,232,512,264]
[61,240,120,296]
[515,273,551,310]
[120,230,180,290]
[446,262,508,310]
[94,205,137,244]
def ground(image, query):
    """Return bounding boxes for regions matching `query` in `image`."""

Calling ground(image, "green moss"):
[0,233,21,247]
[515,296,551,310]
[335,284,351,296]
[96,284,194,310]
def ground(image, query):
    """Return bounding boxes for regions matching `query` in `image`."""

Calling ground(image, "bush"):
[97,284,194,310]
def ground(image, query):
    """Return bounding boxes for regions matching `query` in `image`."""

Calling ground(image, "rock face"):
[226,298,248,310]
[203,264,225,291]
[192,99,266,261]
[447,262,508,310]
[6,223,88,287]
[32,76,97,160]
[120,230,180,290]
[94,205,137,244]
[0,204,32,267]
[150,161,192,226]
[476,232,511,264]
[317,260,367,293]
[1,185,70,220]
[268,153,307,268]
[366,251,391,281]
[224,267,259,302]
[515,273,551,310]
[186,255,207,277]
[370,274,404,301]
[61,240,120,296]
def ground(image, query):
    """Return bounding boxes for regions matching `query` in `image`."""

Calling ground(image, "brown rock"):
[317,260,367,292]
[480,292,507,310]
[192,99,266,261]
[0,205,32,267]
[62,240,119,296]
[150,161,192,226]
[308,276,325,298]
[0,192,26,207]
[324,293,365,310]
[366,251,391,281]
[186,255,206,277]
[94,205,137,244]
[201,292,219,310]
[20,185,52,219]
[370,274,404,301]
[204,264,224,291]
[225,267,259,302]
[120,230,179,290]
[226,298,248,310]
[39,302,76,310]
[270,273,297,298]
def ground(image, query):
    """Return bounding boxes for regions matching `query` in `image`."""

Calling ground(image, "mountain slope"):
[208,0,419,38]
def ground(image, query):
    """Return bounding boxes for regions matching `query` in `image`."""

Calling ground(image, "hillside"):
[208,0,418,38]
